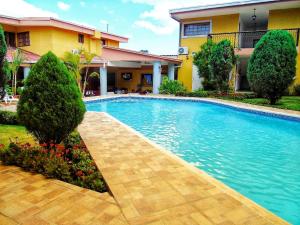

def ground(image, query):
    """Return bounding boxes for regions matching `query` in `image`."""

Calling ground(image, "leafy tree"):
[209,40,236,93]
[193,39,216,90]
[17,51,86,147]
[8,49,24,95]
[0,25,8,98]
[63,50,82,91]
[81,50,99,96]
[247,30,297,104]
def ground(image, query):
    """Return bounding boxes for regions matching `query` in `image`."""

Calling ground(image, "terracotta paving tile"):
[0,165,128,225]
[78,112,290,225]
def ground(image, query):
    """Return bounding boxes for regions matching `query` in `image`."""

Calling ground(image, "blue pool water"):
[86,97,300,224]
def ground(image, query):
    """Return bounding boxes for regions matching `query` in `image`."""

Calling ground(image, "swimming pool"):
[86,97,300,224]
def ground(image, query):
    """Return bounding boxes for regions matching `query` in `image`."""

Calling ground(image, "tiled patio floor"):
[78,112,290,225]
[0,164,128,225]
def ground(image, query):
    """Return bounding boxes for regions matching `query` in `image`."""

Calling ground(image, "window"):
[141,74,153,86]
[17,32,30,47]
[183,22,211,37]
[101,39,106,46]
[4,32,16,47]
[78,34,84,43]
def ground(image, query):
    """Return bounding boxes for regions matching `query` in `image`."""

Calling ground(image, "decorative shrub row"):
[0,111,19,125]
[0,141,107,193]
[175,90,256,100]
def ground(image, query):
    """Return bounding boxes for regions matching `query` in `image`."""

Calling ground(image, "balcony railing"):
[208,28,300,48]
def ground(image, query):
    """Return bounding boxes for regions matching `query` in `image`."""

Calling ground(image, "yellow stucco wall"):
[1,25,103,58]
[106,39,119,47]
[178,14,240,91]
[269,8,300,87]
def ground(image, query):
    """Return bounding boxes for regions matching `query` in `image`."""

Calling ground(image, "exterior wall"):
[106,39,119,47]
[178,14,240,91]
[269,8,300,87]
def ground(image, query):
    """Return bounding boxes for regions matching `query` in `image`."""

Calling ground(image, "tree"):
[247,30,297,104]
[209,40,236,93]
[17,51,86,147]
[63,50,82,92]
[193,39,216,90]
[0,25,8,98]
[81,50,99,96]
[8,49,24,95]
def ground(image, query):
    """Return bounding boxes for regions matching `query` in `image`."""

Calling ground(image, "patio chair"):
[3,92,18,104]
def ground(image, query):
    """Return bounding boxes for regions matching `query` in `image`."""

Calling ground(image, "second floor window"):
[17,32,30,47]
[101,39,106,46]
[78,34,84,43]
[4,32,16,47]
[183,22,211,37]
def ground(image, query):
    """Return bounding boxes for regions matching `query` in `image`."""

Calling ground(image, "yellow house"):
[170,0,300,92]
[0,15,181,96]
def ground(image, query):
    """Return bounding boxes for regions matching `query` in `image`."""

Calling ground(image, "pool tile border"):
[84,95,300,123]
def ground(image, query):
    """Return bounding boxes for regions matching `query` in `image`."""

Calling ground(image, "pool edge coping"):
[98,111,290,225]
[84,95,300,123]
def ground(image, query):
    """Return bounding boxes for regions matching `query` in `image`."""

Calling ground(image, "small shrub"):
[63,131,81,148]
[17,52,86,145]
[209,40,236,93]
[0,111,19,125]
[294,85,300,96]
[44,154,71,181]
[247,30,297,104]
[159,77,187,95]
[188,89,209,97]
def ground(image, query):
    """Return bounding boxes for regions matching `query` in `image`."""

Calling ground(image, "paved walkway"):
[78,112,289,225]
[0,164,128,225]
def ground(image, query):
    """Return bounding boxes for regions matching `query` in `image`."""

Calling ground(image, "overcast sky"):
[0,0,244,55]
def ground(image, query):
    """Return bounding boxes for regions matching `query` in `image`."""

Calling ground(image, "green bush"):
[17,52,86,145]
[0,142,106,192]
[0,111,19,125]
[0,25,8,98]
[63,131,81,148]
[159,77,186,94]
[193,40,217,90]
[175,89,209,98]
[209,40,236,93]
[294,85,300,96]
[247,30,297,104]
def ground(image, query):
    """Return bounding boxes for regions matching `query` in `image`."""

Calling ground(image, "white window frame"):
[181,20,212,38]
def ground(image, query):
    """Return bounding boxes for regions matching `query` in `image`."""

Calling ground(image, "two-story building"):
[0,15,181,95]
[170,0,300,92]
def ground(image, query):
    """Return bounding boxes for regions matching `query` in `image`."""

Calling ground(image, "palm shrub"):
[193,39,216,90]
[159,77,186,94]
[17,51,86,146]
[209,40,236,93]
[247,30,297,104]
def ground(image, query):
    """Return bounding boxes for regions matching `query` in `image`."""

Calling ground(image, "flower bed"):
[0,135,107,193]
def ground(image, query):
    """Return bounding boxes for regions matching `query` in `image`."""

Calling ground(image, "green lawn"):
[0,125,36,147]
[219,96,300,111]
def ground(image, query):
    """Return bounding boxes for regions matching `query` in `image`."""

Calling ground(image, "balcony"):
[208,28,300,48]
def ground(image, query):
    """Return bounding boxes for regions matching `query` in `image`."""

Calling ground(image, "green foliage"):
[209,40,236,93]
[0,142,107,192]
[193,39,216,90]
[0,111,19,125]
[159,77,186,94]
[63,131,81,148]
[8,49,25,95]
[0,25,8,97]
[176,89,209,97]
[247,30,297,104]
[294,85,300,96]
[17,51,86,145]
[17,87,23,95]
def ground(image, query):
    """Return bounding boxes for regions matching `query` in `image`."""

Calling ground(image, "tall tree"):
[81,50,98,96]
[0,25,8,98]
[63,50,82,92]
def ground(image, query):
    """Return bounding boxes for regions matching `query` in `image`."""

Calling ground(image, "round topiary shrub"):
[17,51,86,146]
[209,39,236,93]
[247,30,297,104]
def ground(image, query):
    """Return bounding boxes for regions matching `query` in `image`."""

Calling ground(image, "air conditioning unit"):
[178,47,188,55]
[71,49,79,54]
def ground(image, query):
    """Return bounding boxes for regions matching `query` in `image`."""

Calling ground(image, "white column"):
[153,61,161,94]
[100,66,107,96]
[168,63,175,81]
[23,67,30,79]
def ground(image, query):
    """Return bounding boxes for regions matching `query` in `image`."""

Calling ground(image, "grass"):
[218,96,300,111]
[0,124,36,147]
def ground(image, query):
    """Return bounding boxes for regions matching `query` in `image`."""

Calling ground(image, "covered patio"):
[97,46,182,95]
